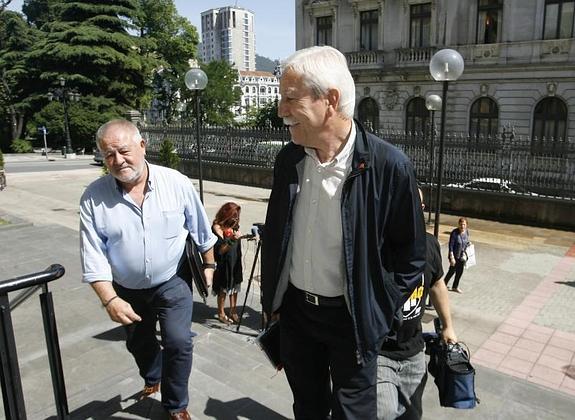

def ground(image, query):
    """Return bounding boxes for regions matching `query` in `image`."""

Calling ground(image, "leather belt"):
[288,283,346,307]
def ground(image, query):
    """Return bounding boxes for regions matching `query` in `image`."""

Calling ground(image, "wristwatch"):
[202,262,217,270]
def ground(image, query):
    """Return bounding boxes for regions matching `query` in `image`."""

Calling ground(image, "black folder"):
[178,234,209,302]
[256,320,282,371]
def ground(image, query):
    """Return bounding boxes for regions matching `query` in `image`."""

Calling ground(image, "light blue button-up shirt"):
[80,163,217,289]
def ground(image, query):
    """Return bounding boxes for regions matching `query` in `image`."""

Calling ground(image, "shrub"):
[10,139,34,153]
[0,149,4,169]
[158,138,180,169]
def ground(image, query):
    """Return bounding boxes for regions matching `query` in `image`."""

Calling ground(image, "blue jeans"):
[114,275,194,412]
[377,351,427,420]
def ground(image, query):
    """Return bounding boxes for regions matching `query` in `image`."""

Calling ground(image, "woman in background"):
[212,202,244,324]
[444,217,470,294]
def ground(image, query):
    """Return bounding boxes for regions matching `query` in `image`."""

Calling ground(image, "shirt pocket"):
[162,210,184,238]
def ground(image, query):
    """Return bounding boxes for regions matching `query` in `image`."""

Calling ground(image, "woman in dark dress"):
[212,202,244,324]
[444,217,470,293]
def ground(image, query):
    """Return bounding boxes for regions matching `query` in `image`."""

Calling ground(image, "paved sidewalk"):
[0,163,574,419]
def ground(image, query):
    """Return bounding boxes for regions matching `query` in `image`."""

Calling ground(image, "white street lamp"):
[429,49,464,237]
[184,65,208,203]
[425,94,442,225]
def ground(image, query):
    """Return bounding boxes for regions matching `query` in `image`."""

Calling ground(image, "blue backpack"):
[425,334,479,409]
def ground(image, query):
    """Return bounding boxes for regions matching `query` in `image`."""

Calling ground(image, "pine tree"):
[27,0,150,108]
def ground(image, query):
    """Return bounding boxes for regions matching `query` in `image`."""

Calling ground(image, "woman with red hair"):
[212,202,244,324]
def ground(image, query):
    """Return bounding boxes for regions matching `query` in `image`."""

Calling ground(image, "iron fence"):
[379,128,575,199]
[142,124,290,168]
[139,124,575,200]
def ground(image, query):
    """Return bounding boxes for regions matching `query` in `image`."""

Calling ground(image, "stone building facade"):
[234,70,281,118]
[295,0,575,144]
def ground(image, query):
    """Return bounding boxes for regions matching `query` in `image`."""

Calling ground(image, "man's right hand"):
[105,297,142,325]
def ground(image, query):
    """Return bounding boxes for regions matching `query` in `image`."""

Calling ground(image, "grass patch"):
[0,218,10,226]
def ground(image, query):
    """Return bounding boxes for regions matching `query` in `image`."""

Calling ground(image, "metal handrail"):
[0,264,65,294]
[9,285,42,311]
[0,264,69,419]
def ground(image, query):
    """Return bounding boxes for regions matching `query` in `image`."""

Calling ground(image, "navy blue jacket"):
[261,122,426,363]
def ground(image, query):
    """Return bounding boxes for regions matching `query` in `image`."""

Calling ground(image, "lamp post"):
[184,63,208,203]
[48,77,80,158]
[429,49,464,237]
[425,94,442,225]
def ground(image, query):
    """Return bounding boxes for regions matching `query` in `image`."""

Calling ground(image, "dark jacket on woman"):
[261,122,427,363]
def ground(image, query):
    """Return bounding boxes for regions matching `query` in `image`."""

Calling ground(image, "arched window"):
[260,86,266,94]
[252,86,256,93]
[469,97,499,137]
[358,97,379,132]
[245,86,249,93]
[532,97,568,155]
[405,98,429,134]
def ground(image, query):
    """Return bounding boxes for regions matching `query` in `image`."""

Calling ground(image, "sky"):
[6,0,296,61]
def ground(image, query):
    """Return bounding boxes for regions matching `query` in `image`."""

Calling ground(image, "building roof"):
[240,70,276,77]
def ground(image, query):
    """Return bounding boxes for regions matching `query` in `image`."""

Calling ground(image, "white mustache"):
[283,118,297,126]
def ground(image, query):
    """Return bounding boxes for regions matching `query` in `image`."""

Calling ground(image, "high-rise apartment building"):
[200,6,256,71]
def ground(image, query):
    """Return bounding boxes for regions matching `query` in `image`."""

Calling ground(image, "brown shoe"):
[139,382,160,400]
[168,409,191,420]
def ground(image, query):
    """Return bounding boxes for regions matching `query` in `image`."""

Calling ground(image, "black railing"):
[376,128,575,199]
[0,264,68,419]
[139,124,575,200]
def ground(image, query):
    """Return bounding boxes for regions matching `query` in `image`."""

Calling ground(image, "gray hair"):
[280,46,355,119]
[95,119,143,150]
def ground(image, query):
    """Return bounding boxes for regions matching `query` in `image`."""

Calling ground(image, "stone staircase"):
[0,223,293,420]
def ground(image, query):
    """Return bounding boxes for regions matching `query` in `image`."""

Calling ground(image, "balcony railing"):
[395,46,437,65]
[345,50,384,69]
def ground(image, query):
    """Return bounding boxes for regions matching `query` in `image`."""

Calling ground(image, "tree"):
[27,0,150,109]
[158,138,179,169]
[0,1,13,13]
[193,60,241,126]
[27,95,124,151]
[0,11,41,145]
[22,0,58,28]
[244,99,283,128]
[136,0,199,124]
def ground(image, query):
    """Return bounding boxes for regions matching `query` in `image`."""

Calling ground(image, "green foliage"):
[0,11,42,142]
[0,148,4,169]
[189,61,241,126]
[158,138,180,169]
[28,95,124,151]
[22,0,58,29]
[101,164,109,176]
[243,99,283,128]
[27,0,149,108]
[137,0,199,123]
[10,138,33,153]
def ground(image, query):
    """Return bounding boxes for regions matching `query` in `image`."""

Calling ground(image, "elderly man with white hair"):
[261,46,427,419]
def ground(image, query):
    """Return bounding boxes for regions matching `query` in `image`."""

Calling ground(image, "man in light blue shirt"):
[80,119,216,420]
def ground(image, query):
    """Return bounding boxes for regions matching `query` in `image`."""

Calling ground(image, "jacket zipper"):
[341,165,368,364]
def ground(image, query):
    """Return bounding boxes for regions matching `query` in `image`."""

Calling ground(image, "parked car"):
[446,177,537,196]
[93,149,103,165]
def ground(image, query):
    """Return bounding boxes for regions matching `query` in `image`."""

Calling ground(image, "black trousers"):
[280,284,377,420]
[444,259,465,289]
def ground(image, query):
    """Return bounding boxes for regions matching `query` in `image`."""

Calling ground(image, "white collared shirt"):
[289,122,356,296]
